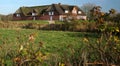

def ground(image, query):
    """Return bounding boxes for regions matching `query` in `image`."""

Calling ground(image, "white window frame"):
[78,11,82,14]
[49,11,54,15]
[65,10,69,14]
[32,12,36,16]
[16,13,20,17]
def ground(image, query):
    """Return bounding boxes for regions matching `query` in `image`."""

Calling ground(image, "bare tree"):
[81,3,96,20]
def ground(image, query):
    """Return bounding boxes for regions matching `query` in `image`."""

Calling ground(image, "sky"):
[0,0,120,15]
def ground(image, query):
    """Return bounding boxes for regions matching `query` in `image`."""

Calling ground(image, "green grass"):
[10,20,89,24]
[0,28,97,53]
[10,20,49,24]
[0,28,99,65]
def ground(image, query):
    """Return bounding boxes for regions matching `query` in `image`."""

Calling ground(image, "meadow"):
[0,28,99,66]
[0,20,119,66]
[0,28,98,55]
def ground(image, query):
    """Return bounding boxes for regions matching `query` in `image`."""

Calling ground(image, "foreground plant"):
[0,32,49,66]
[82,23,120,66]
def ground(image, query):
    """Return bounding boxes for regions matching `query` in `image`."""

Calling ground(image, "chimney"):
[58,3,61,5]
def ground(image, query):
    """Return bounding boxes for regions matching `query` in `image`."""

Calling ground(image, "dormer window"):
[49,11,54,15]
[78,11,82,14]
[43,13,45,16]
[16,13,20,17]
[32,12,36,16]
[65,10,69,13]
[51,12,54,15]
[49,12,51,15]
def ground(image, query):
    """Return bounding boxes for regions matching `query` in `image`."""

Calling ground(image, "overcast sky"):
[0,0,120,15]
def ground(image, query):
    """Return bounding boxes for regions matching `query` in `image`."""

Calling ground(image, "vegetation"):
[81,3,96,20]
[11,20,49,24]
[0,28,98,66]
[0,3,120,66]
[0,23,119,66]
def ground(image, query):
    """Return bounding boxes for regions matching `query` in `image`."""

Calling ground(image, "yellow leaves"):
[28,32,38,42]
[36,52,43,57]
[113,47,117,50]
[83,37,89,43]
[13,57,21,62]
[100,12,105,16]
[116,29,119,32]
[29,34,35,42]
[115,27,119,32]
[19,45,23,52]
[59,62,65,66]
[114,36,120,42]
[36,52,49,62]
[96,39,100,44]
[101,12,105,16]
[21,49,28,56]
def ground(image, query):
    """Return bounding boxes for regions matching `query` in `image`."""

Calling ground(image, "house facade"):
[13,3,86,21]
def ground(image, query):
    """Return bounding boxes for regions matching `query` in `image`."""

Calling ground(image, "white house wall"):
[77,16,87,20]
[59,15,67,21]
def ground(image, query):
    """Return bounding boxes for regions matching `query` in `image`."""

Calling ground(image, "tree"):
[6,14,13,21]
[0,14,13,22]
[104,9,116,22]
[81,3,96,20]
[112,13,120,23]
[90,6,104,23]
[109,9,116,14]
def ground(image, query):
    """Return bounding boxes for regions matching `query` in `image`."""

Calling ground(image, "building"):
[13,3,86,21]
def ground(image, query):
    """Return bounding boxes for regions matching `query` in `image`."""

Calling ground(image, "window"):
[16,13,20,17]
[48,11,54,15]
[51,12,54,15]
[32,12,36,16]
[65,10,69,13]
[48,12,51,15]
[78,11,82,14]
[43,13,45,16]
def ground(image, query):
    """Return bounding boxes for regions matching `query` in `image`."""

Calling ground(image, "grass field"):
[0,28,99,65]
[0,21,119,65]
[1,20,119,65]
[0,28,97,53]
[10,20,64,24]
[0,28,98,55]
[10,20,49,24]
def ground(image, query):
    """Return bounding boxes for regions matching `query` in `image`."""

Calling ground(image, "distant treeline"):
[0,14,13,21]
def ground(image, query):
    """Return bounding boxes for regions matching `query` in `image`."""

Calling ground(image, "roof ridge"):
[20,5,50,8]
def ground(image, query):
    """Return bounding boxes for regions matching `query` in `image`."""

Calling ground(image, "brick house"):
[13,3,86,21]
